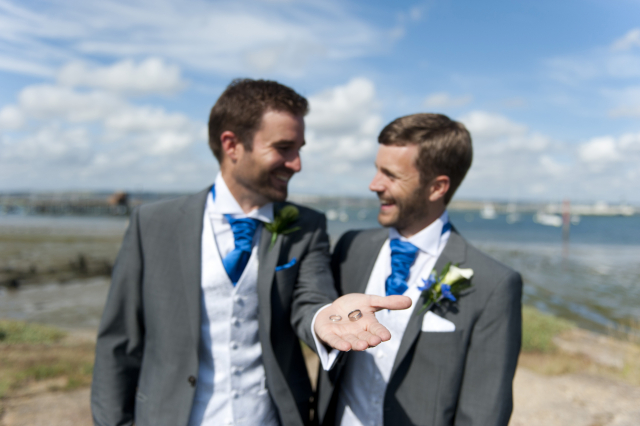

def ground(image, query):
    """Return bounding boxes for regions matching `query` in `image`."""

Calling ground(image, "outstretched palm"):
[314,293,412,352]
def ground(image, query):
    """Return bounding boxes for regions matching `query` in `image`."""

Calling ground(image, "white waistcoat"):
[188,213,279,426]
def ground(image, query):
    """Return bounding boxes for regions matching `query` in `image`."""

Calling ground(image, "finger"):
[356,330,382,347]
[367,321,392,341]
[367,295,412,311]
[342,333,369,351]
[320,332,352,352]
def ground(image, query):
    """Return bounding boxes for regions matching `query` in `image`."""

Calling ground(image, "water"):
[1,211,639,335]
[328,209,640,335]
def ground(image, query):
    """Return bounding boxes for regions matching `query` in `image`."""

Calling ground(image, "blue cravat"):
[223,215,259,285]
[210,185,260,286]
[385,239,419,296]
[385,221,451,296]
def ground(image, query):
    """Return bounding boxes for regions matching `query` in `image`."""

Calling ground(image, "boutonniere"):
[264,205,301,249]
[418,262,473,313]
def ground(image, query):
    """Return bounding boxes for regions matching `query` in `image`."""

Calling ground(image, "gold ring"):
[348,309,363,321]
[329,315,342,322]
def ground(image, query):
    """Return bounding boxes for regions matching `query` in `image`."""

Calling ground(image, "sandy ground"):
[2,367,639,426]
[2,329,639,425]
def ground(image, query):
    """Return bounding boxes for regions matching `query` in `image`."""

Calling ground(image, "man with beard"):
[317,113,522,426]
[91,79,411,426]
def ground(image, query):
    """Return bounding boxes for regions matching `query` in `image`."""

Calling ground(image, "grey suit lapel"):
[343,229,387,294]
[256,222,283,337]
[390,228,467,377]
[177,188,209,344]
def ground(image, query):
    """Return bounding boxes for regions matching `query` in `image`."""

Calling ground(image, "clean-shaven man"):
[91,79,410,426]
[317,113,522,426]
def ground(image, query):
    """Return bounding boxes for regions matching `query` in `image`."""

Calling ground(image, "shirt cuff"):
[311,304,340,371]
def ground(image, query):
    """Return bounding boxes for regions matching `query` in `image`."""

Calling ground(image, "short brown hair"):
[378,113,473,204]
[208,79,309,162]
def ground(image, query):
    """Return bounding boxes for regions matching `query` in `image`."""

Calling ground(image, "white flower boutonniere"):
[264,205,301,249]
[418,263,473,313]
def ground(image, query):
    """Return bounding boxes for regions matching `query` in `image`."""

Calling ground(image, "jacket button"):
[188,376,197,387]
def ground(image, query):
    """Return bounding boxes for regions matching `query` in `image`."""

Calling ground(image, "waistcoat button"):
[188,376,197,387]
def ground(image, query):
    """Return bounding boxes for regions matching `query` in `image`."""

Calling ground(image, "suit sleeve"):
[454,271,523,426]
[91,208,145,426]
[289,213,339,353]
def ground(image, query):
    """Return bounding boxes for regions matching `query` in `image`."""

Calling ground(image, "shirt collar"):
[210,172,274,223]
[389,210,449,257]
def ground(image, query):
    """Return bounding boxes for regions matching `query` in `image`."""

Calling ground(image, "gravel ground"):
[2,366,639,426]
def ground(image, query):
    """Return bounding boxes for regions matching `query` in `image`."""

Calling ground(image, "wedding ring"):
[348,309,363,322]
[329,315,342,322]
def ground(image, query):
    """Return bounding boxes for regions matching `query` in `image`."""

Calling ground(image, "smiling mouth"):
[379,198,396,208]
[273,172,292,183]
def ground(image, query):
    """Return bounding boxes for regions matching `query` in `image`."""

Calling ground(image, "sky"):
[0,0,639,203]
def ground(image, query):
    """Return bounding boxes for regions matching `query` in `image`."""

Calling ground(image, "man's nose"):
[369,172,384,193]
[285,151,302,173]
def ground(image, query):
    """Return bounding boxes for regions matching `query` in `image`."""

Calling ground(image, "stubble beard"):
[235,164,289,203]
[379,185,429,232]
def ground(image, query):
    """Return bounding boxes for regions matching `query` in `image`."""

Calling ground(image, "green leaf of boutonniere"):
[418,262,473,314]
[264,205,301,249]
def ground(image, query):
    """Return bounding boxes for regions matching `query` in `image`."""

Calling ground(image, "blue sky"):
[1,0,639,203]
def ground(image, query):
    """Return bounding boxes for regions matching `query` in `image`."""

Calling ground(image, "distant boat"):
[326,209,338,221]
[571,215,581,225]
[506,213,521,224]
[480,203,497,220]
[506,203,520,224]
[533,212,563,227]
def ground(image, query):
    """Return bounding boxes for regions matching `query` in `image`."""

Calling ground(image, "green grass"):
[521,305,574,353]
[0,320,67,344]
[0,321,94,399]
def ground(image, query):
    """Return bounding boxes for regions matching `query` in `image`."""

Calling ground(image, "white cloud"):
[0,0,386,77]
[1,124,91,164]
[548,29,640,83]
[578,136,620,163]
[57,58,186,95]
[306,77,380,135]
[612,28,640,51]
[0,61,209,190]
[539,155,568,177]
[0,105,25,130]
[291,77,383,194]
[423,92,473,109]
[459,111,527,141]
[17,85,124,122]
[610,105,640,118]
[105,107,192,133]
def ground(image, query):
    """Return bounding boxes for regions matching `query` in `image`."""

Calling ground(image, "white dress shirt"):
[337,212,451,426]
[188,173,278,426]
[188,173,335,426]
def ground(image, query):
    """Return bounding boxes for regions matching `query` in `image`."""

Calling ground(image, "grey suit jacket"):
[317,227,522,426]
[91,187,338,426]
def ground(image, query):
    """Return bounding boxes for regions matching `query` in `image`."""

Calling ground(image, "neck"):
[396,205,446,238]
[220,169,269,214]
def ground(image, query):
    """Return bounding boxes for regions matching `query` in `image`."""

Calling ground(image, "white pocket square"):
[421,311,456,332]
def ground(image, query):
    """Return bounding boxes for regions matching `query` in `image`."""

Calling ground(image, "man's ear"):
[220,130,243,162]
[428,175,450,202]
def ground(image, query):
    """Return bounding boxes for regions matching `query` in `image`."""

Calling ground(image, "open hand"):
[313,293,412,352]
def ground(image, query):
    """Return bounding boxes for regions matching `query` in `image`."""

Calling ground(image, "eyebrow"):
[378,165,396,178]
[274,139,305,147]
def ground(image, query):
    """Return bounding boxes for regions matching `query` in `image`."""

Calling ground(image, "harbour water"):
[1,209,639,336]
[328,209,640,335]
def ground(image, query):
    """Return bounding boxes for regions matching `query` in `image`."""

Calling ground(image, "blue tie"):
[210,185,260,286]
[385,239,419,296]
[223,215,259,285]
